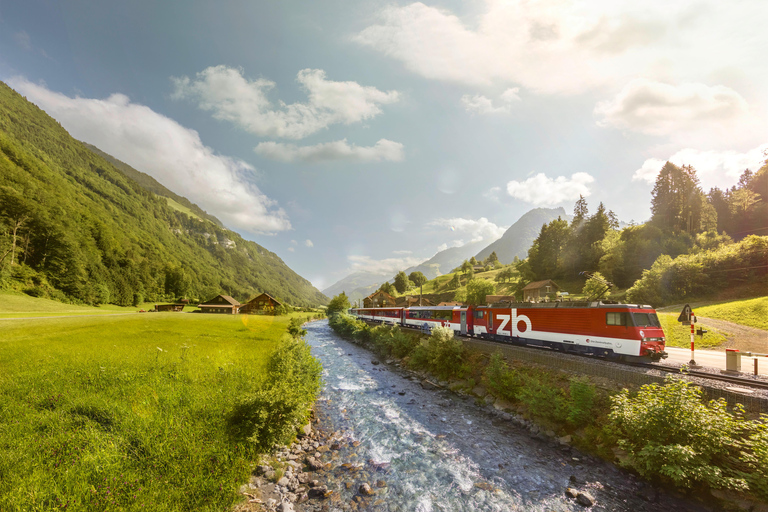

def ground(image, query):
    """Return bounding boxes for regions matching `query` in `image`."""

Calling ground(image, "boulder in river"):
[576,491,596,507]
[359,483,375,496]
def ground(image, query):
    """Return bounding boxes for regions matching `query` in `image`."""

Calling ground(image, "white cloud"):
[354,1,768,104]
[304,239,314,248]
[254,138,404,163]
[392,250,413,255]
[9,77,290,234]
[290,240,298,245]
[172,66,399,139]
[428,217,507,243]
[506,172,594,205]
[347,254,425,275]
[288,247,295,252]
[435,243,448,252]
[462,87,521,115]
[633,144,768,190]
[595,79,749,136]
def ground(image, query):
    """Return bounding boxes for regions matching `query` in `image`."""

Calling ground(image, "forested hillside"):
[517,161,768,304]
[0,82,327,307]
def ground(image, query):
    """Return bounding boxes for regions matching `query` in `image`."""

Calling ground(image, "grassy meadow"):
[0,291,158,318]
[0,311,294,511]
[693,296,768,331]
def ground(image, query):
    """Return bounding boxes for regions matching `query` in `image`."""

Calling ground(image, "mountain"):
[322,271,390,300]
[0,81,327,307]
[403,239,489,278]
[475,207,569,263]
[83,143,224,228]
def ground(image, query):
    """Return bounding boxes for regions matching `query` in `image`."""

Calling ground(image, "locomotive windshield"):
[632,312,661,327]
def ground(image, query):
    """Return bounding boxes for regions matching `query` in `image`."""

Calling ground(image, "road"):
[665,346,768,376]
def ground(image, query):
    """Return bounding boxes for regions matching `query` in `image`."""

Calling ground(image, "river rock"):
[421,380,439,390]
[278,501,295,512]
[471,385,488,397]
[359,483,375,496]
[576,491,596,507]
[376,480,387,488]
[306,456,324,471]
[565,488,579,499]
[308,485,329,499]
[277,476,290,487]
[493,398,514,411]
[371,360,380,365]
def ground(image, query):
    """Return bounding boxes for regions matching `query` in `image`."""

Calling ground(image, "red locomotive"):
[351,301,667,362]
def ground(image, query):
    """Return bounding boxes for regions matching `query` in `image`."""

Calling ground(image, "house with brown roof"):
[522,280,560,302]
[154,303,185,312]
[362,290,397,308]
[197,294,241,314]
[240,292,282,314]
[437,301,463,307]
[396,295,434,307]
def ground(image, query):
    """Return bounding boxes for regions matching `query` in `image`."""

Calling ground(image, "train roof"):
[479,301,654,309]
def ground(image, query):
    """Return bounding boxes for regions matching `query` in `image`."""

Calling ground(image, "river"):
[303,320,711,512]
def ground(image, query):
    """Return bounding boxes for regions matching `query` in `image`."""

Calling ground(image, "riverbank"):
[246,320,724,512]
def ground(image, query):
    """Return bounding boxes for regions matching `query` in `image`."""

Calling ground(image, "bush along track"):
[328,313,768,508]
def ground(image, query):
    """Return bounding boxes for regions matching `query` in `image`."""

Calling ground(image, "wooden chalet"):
[522,280,560,302]
[362,290,397,308]
[396,295,433,307]
[197,294,241,314]
[240,293,282,314]
[154,303,185,312]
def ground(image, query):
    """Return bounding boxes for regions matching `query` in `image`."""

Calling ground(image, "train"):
[351,301,668,362]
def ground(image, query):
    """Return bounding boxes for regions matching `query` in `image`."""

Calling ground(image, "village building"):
[154,303,185,312]
[362,290,397,308]
[485,295,516,305]
[197,294,241,314]
[396,295,433,307]
[522,280,560,302]
[239,292,282,314]
[437,301,463,307]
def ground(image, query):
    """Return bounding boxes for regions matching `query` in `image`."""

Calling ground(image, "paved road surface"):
[665,346,768,376]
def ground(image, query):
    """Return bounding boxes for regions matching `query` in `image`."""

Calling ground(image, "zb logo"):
[496,309,531,336]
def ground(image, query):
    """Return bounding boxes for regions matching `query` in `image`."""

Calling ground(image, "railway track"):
[629,362,768,391]
[364,320,768,392]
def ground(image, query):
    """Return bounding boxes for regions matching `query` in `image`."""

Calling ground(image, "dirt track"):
[697,316,768,353]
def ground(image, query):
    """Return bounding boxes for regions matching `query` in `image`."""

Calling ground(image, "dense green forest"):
[0,81,327,307]
[518,159,768,303]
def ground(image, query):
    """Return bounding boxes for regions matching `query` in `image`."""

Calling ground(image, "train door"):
[460,311,467,336]
[400,308,406,327]
[487,309,493,334]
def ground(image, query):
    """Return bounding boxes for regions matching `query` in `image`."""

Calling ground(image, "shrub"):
[484,353,520,401]
[518,377,568,423]
[608,376,751,491]
[567,377,597,426]
[424,325,468,379]
[287,317,307,338]
[227,335,322,451]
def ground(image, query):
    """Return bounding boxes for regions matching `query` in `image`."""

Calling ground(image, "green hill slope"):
[0,81,327,307]
[82,142,225,227]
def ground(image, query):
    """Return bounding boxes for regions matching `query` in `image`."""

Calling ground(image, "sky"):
[1,0,766,291]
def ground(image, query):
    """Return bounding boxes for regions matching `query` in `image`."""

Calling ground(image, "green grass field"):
[658,312,727,349]
[693,296,768,331]
[0,312,291,511]
[0,291,158,318]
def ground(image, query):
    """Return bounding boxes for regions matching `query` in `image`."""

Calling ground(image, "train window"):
[474,311,484,319]
[632,313,661,327]
[606,312,628,326]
